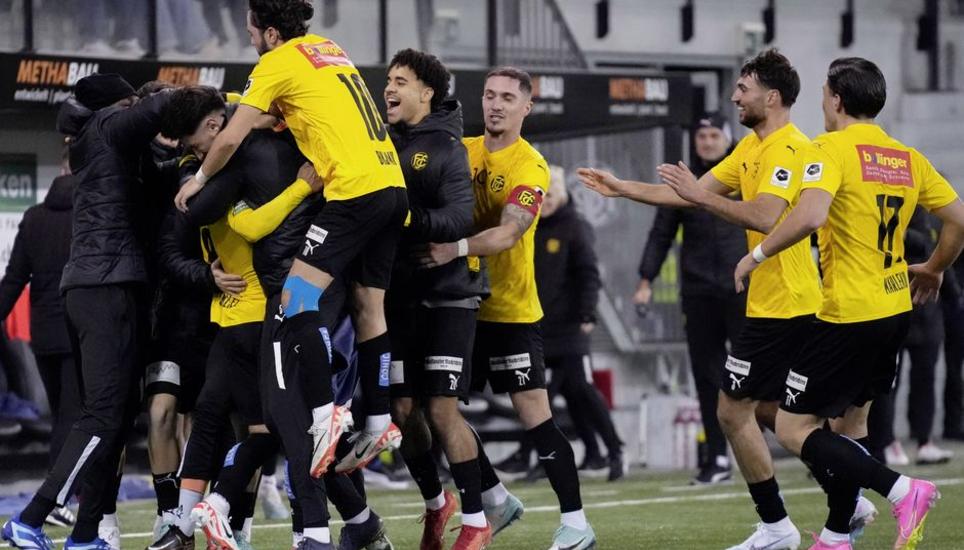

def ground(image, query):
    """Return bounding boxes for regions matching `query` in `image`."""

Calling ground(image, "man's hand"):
[633,279,653,305]
[576,167,625,198]
[212,258,246,297]
[175,175,204,212]
[298,162,324,193]
[733,252,760,294]
[658,161,708,205]
[580,322,596,334]
[908,262,943,304]
[414,242,459,269]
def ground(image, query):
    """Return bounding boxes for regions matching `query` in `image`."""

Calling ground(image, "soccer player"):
[579,50,824,550]
[173,1,407,499]
[733,57,964,550]
[418,67,596,550]
[381,49,492,549]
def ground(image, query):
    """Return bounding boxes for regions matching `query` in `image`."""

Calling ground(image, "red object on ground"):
[592,369,614,409]
[4,286,31,342]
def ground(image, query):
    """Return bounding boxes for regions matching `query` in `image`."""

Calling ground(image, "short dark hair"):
[827,57,886,119]
[249,0,313,41]
[485,66,532,96]
[389,49,451,111]
[136,80,174,98]
[740,49,800,107]
[160,86,225,139]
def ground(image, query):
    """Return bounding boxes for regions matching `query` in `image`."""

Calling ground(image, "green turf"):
[7,458,964,549]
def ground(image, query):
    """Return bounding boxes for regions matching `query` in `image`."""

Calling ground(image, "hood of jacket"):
[43,175,75,211]
[56,98,93,138]
[391,98,464,141]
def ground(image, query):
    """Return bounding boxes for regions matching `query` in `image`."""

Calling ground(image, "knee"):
[774,414,810,456]
[427,397,460,431]
[716,394,752,434]
[511,390,552,429]
[148,394,178,434]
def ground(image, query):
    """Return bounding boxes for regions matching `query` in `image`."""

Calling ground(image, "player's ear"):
[421,85,435,106]
[523,98,533,116]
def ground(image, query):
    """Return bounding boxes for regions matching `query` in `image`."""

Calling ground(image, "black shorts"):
[722,314,815,402]
[471,321,546,394]
[389,306,477,400]
[780,312,911,418]
[144,326,215,414]
[296,186,408,289]
[206,322,264,426]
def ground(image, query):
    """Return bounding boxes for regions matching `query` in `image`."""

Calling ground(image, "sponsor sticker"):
[490,353,532,372]
[725,355,751,376]
[803,162,824,182]
[770,166,791,189]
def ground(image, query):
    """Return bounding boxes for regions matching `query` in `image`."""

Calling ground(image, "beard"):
[740,109,764,129]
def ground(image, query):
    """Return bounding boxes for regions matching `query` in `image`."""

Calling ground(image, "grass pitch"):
[5,458,964,549]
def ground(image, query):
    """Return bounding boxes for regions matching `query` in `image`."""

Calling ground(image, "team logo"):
[411,152,429,171]
[729,373,745,391]
[770,166,791,189]
[490,175,506,193]
[517,189,536,207]
[515,368,531,386]
[449,373,460,391]
[547,238,561,254]
[274,304,285,323]
[303,239,319,256]
[803,162,824,182]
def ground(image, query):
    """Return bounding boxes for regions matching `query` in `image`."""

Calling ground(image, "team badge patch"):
[803,162,823,182]
[411,152,429,171]
[770,166,791,189]
[490,175,506,193]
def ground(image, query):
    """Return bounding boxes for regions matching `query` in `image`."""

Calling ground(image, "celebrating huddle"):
[579,51,964,550]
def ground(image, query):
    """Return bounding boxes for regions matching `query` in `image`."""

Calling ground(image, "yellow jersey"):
[804,123,959,323]
[200,216,266,327]
[465,136,550,324]
[711,123,823,318]
[240,34,405,201]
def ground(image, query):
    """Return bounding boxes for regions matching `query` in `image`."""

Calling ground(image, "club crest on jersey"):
[517,189,537,207]
[411,152,429,171]
[803,162,824,182]
[490,175,506,193]
[770,167,791,189]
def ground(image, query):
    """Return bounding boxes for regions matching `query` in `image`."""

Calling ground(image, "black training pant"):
[35,352,83,471]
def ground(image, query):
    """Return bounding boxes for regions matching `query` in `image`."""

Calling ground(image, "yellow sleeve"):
[914,150,959,211]
[227,179,312,242]
[800,136,843,197]
[755,144,803,203]
[240,56,289,113]
[513,158,551,195]
[710,145,743,190]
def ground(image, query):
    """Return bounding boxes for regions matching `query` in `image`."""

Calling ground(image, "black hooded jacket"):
[60,90,172,292]
[535,202,601,357]
[388,99,488,304]
[182,120,322,297]
[638,153,746,297]
[0,176,75,354]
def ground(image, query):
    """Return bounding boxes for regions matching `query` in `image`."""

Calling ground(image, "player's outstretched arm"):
[576,167,692,208]
[658,161,785,234]
[733,188,832,292]
[174,104,264,212]
[229,163,324,243]
[909,198,964,304]
[415,202,535,269]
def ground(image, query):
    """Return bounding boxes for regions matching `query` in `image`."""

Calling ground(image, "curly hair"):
[389,49,451,110]
[159,86,226,140]
[249,0,314,41]
[740,48,800,107]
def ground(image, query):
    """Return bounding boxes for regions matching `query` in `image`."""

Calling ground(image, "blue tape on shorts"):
[282,276,323,317]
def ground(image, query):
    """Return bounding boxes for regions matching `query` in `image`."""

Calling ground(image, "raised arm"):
[228,163,323,242]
